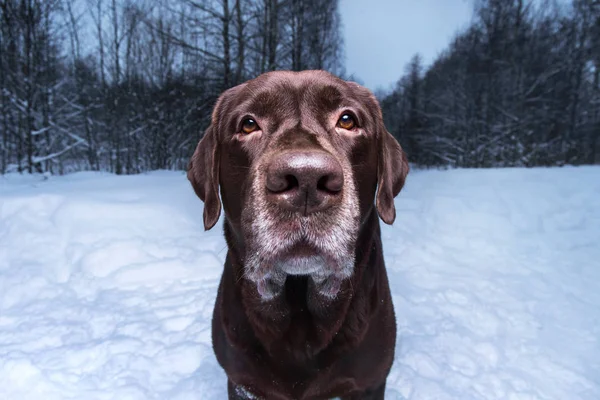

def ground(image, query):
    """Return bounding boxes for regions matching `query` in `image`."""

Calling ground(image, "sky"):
[340,0,474,92]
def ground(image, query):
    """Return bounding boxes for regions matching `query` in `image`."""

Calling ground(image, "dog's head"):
[188,70,408,300]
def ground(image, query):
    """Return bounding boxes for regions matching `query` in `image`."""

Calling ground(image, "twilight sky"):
[340,0,474,92]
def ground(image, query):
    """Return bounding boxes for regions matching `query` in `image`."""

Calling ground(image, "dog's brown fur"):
[188,70,409,399]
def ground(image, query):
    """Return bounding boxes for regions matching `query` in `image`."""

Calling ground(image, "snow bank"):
[0,166,598,399]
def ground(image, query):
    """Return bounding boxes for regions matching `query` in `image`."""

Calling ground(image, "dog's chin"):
[276,255,326,276]
[253,250,352,301]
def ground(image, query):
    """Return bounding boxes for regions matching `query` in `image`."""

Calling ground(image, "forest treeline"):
[0,0,343,174]
[381,0,600,167]
[0,0,598,174]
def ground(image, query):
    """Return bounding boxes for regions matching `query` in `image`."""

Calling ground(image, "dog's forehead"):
[238,71,365,117]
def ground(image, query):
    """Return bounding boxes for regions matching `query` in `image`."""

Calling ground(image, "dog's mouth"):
[250,238,352,301]
[275,242,325,275]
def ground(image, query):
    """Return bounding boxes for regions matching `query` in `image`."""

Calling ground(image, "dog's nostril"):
[267,173,299,193]
[317,176,328,193]
[284,175,299,192]
[317,174,343,194]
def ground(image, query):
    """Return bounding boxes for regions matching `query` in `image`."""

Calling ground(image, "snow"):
[1,166,599,400]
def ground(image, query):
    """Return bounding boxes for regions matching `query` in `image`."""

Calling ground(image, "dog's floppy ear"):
[187,97,227,231]
[347,80,409,225]
[376,123,409,225]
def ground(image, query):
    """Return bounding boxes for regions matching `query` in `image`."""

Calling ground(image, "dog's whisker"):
[217,244,228,256]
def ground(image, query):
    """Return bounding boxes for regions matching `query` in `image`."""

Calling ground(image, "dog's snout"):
[266,151,343,214]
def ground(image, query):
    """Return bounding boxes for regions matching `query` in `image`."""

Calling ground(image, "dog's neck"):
[221,207,385,363]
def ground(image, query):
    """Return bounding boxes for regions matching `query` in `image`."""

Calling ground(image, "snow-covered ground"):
[0,166,598,400]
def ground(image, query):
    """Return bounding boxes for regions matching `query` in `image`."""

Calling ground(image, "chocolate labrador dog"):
[188,70,409,399]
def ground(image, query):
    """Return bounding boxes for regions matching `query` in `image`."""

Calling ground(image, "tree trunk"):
[222,0,231,88]
[234,0,245,84]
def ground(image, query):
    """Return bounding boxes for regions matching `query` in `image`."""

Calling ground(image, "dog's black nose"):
[265,150,344,214]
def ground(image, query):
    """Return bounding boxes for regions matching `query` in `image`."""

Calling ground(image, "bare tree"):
[0,0,346,174]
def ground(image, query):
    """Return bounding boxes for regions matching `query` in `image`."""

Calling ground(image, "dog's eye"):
[337,113,356,130]
[241,118,259,134]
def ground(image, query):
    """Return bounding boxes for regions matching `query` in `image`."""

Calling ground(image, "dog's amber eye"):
[337,113,356,130]
[241,118,259,134]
